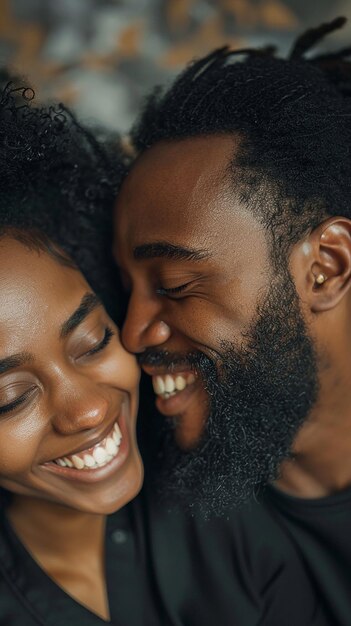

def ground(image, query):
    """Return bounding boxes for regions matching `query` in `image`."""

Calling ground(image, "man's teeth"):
[152,373,196,399]
[53,422,122,471]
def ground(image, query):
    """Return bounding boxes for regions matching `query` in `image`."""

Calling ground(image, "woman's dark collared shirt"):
[0,504,156,626]
[0,485,346,625]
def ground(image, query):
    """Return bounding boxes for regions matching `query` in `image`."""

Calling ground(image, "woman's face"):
[0,237,143,514]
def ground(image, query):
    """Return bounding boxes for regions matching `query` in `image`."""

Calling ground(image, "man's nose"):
[122,291,171,354]
[51,376,109,435]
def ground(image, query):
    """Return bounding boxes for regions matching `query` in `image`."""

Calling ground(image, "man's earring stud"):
[315,273,327,285]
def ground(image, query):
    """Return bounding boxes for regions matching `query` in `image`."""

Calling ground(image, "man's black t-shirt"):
[264,485,351,625]
[1,484,348,625]
[142,486,330,626]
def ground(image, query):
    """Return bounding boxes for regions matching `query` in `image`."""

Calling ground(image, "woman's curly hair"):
[0,80,125,320]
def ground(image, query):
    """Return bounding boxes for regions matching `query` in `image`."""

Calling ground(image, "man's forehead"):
[116,135,244,233]
[123,134,240,199]
[116,180,265,273]
[115,133,267,264]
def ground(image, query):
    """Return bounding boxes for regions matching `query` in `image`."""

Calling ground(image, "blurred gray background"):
[1,0,351,133]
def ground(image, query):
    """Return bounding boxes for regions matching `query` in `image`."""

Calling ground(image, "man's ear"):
[290,217,351,313]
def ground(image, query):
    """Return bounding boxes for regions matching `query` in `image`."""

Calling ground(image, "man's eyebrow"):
[60,293,102,339]
[0,353,34,376]
[133,242,211,262]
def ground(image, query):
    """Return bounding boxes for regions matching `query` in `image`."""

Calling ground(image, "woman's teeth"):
[152,373,196,399]
[53,422,122,470]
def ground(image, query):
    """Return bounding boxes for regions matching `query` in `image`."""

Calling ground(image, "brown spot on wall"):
[220,0,297,29]
[166,0,196,32]
[161,15,244,67]
[220,0,260,27]
[116,21,144,57]
[0,0,46,73]
[260,0,297,29]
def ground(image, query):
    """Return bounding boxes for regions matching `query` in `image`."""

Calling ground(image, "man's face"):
[115,136,271,414]
[115,135,318,512]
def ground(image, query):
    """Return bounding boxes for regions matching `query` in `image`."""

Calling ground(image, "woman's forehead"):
[0,238,87,336]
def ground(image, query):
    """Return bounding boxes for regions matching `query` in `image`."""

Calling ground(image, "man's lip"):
[141,365,196,377]
[155,383,200,416]
[44,405,124,464]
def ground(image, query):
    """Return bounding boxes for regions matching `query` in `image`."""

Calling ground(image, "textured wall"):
[1,0,351,132]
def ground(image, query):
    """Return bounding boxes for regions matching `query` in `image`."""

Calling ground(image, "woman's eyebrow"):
[0,294,102,374]
[0,353,34,375]
[59,293,102,339]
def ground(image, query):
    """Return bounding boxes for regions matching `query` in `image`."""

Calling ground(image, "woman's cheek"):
[97,350,140,390]
[0,413,44,476]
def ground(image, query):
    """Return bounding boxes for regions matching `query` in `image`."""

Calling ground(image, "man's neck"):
[277,373,351,499]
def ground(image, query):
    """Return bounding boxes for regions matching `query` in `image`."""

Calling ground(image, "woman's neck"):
[7,495,110,621]
[8,495,106,559]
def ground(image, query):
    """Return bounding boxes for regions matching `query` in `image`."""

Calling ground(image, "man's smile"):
[141,364,199,414]
[152,372,196,399]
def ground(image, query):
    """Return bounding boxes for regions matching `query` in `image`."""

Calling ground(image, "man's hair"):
[131,17,351,263]
[0,80,125,319]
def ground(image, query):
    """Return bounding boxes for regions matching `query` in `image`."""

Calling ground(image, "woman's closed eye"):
[0,385,37,415]
[0,328,116,416]
[78,326,115,359]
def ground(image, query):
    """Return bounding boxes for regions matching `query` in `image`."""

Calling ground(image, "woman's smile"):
[51,420,122,470]
[43,402,132,483]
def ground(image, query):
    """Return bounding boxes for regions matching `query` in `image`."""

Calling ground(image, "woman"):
[0,83,146,624]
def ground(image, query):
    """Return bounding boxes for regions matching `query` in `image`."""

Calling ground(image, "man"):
[114,17,351,625]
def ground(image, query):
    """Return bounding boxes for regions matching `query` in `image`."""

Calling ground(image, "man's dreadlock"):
[131,17,351,263]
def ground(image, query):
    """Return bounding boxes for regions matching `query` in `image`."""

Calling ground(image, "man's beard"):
[138,269,319,517]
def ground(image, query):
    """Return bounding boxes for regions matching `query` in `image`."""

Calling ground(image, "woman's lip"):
[42,414,130,484]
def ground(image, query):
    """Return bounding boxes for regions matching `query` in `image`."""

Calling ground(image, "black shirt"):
[264,485,351,625]
[0,504,159,626]
[142,487,329,626]
[0,486,343,625]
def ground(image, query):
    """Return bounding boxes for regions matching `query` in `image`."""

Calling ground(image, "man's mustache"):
[137,349,205,371]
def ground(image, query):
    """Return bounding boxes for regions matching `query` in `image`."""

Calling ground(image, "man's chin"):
[155,383,209,450]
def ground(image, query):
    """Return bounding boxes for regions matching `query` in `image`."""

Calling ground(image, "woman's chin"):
[92,454,144,515]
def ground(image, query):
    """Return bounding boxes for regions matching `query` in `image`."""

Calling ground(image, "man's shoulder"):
[188,494,301,571]
[137,488,301,578]
[132,490,327,626]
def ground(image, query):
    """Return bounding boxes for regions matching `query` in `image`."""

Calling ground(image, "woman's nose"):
[51,377,109,435]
